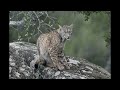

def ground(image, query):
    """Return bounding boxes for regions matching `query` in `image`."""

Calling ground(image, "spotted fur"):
[35,24,73,70]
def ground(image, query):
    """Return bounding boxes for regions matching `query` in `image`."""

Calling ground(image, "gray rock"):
[9,42,111,79]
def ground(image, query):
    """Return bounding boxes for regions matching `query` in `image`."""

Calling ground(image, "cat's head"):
[57,24,73,41]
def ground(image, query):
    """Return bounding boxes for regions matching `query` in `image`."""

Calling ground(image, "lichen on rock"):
[9,42,111,79]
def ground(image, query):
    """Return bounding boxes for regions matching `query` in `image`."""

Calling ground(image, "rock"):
[55,71,60,76]
[9,42,111,79]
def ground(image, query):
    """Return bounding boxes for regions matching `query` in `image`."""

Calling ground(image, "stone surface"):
[9,42,111,79]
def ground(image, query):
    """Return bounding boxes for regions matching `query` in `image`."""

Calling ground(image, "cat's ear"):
[70,24,73,28]
[58,25,62,29]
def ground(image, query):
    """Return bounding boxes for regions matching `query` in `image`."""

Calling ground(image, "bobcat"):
[31,24,73,71]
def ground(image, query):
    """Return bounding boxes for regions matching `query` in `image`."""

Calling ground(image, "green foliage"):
[9,11,57,43]
[9,11,111,70]
[49,11,110,68]
[104,31,111,47]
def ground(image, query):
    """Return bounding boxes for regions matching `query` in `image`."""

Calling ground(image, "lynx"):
[31,24,73,71]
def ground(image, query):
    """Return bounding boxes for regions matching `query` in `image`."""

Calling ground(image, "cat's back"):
[37,31,61,48]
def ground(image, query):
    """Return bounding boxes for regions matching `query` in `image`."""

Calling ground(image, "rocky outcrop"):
[9,42,111,79]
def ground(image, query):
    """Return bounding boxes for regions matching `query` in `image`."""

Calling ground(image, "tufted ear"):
[58,25,62,29]
[69,24,73,28]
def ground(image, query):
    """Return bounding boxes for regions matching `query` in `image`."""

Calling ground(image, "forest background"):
[9,11,111,73]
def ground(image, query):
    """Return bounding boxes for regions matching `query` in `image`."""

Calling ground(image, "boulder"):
[9,42,111,79]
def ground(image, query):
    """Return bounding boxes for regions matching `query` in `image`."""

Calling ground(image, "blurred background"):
[9,11,111,73]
